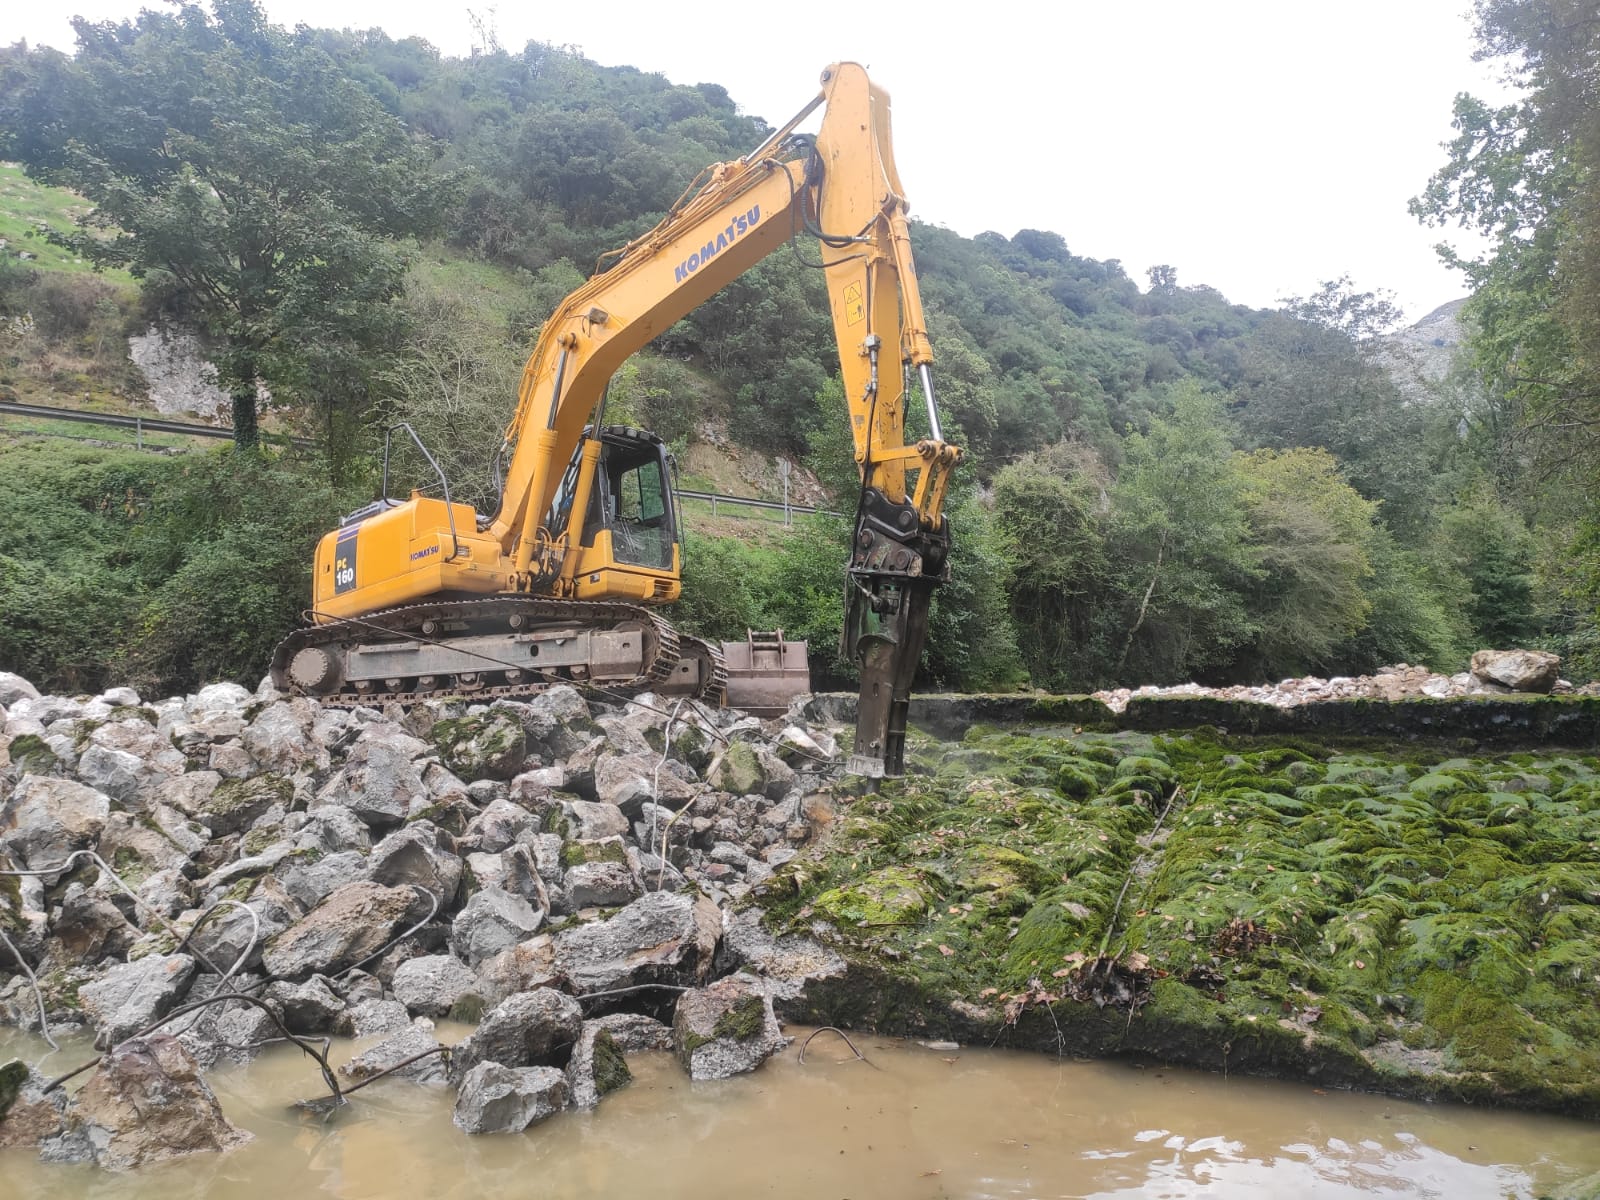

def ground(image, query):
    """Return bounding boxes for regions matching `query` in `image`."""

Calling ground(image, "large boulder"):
[450,886,543,969]
[314,726,428,829]
[552,891,720,995]
[0,776,111,876]
[497,687,595,760]
[261,881,424,979]
[430,711,527,782]
[453,988,582,1076]
[241,699,324,774]
[452,1062,568,1135]
[338,1020,448,1088]
[0,673,40,707]
[366,822,463,903]
[392,954,480,1019]
[78,954,197,1046]
[1470,648,1562,693]
[53,1035,250,1170]
[195,774,292,837]
[671,975,788,1081]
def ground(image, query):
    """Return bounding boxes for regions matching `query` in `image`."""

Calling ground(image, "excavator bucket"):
[720,630,811,717]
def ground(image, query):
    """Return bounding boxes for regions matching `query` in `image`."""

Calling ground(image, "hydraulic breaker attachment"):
[842,488,951,778]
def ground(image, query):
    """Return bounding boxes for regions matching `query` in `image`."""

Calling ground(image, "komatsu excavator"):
[270,63,961,777]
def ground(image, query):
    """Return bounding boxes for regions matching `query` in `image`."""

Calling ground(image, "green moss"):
[591,1029,631,1095]
[0,1059,28,1119]
[814,866,928,927]
[7,733,59,775]
[107,705,158,725]
[712,993,767,1041]
[680,1029,713,1055]
[431,714,527,782]
[110,846,149,886]
[561,838,628,868]
[448,993,486,1024]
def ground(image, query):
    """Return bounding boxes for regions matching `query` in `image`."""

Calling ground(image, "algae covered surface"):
[759,725,1600,1116]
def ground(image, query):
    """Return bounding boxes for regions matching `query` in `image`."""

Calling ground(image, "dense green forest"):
[0,0,1593,698]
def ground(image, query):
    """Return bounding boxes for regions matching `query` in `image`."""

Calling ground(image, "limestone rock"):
[197,773,291,836]
[263,975,346,1034]
[53,1035,250,1170]
[261,881,424,979]
[672,975,788,1081]
[431,711,528,782]
[450,886,543,969]
[338,1019,447,1088]
[552,890,720,995]
[563,856,642,909]
[392,954,480,1019]
[454,988,582,1075]
[366,821,463,903]
[0,673,40,707]
[452,1061,568,1135]
[566,1023,632,1110]
[0,775,111,876]
[0,1061,67,1149]
[708,741,765,796]
[341,998,414,1039]
[460,798,539,854]
[274,848,368,909]
[78,954,197,1046]
[1470,648,1562,694]
[472,935,563,1008]
[315,727,428,829]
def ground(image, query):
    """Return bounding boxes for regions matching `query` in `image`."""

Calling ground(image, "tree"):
[0,0,453,448]
[1232,447,1379,676]
[1107,384,1258,682]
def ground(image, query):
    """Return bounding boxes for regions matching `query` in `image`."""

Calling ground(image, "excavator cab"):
[583,428,676,572]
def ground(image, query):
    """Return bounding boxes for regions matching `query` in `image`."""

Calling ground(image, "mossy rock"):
[6,733,60,776]
[709,741,765,795]
[592,1029,632,1095]
[560,837,628,868]
[813,866,928,927]
[430,712,528,782]
[204,773,292,836]
[712,994,767,1041]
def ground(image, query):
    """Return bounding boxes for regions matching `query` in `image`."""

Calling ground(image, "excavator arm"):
[487,63,961,776]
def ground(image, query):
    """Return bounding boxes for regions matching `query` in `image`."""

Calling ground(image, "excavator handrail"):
[381,421,463,562]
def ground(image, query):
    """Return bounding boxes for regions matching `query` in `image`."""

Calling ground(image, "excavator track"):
[674,635,729,706]
[269,597,716,708]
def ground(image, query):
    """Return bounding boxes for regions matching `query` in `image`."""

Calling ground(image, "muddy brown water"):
[3,1027,1598,1199]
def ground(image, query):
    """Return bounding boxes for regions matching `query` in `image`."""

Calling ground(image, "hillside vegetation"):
[0,0,1591,698]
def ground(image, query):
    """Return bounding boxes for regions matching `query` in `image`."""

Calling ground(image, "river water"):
[4,1028,1598,1200]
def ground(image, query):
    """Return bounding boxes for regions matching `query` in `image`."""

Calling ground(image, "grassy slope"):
[0,163,132,281]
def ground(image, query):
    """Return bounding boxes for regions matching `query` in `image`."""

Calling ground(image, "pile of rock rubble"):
[0,670,845,1168]
[1092,648,1585,714]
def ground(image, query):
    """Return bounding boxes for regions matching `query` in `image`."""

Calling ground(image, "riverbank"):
[754,720,1600,1117]
[2,668,1598,1174]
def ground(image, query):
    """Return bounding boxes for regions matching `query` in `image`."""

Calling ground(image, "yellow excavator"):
[270,63,961,777]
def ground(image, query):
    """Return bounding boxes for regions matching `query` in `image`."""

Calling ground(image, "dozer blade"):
[720,630,810,718]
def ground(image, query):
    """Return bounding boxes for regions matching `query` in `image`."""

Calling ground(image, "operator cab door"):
[571,426,680,600]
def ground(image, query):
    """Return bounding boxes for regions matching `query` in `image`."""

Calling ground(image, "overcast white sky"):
[8,0,1516,322]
